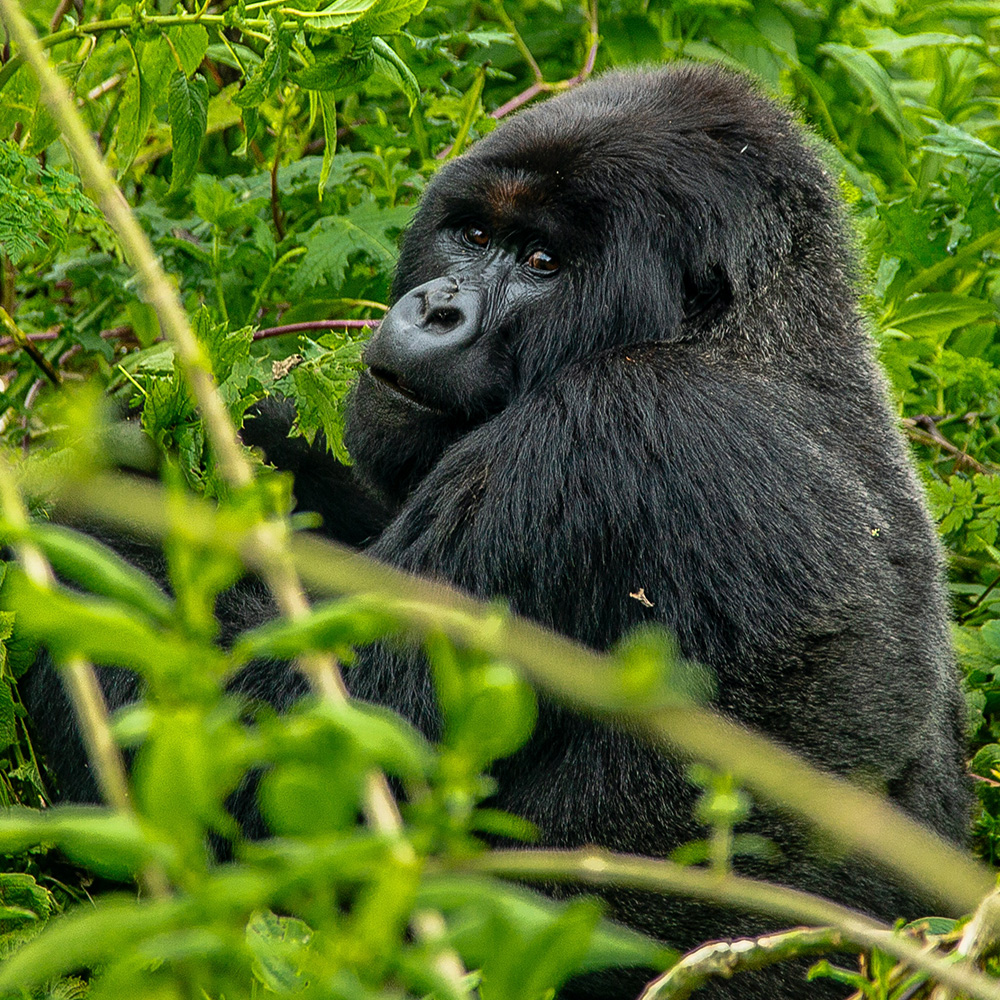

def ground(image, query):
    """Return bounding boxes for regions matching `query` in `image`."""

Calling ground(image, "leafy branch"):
[0,1,467,989]
[22,464,994,918]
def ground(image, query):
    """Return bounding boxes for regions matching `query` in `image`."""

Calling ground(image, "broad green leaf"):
[922,120,1000,162]
[883,293,995,339]
[751,2,796,60]
[168,72,209,193]
[115,40,173,178]
[0,808,154,881]
[864,28,981,54]
[0,569,222,679]
[0,873,54,961]
[272,700,434,780]
[170,23,210,77]
[418,876,677,975]
[970,743,1000,779]
[205,41,261,74]
[288,0,381,30]
[235,594,403,660]
[371,38,421,113]
[361,0,428,35]
[818,43,911,138]
[0,892,190,992]
[294,51,374,92]
[21,522,173,624]
[909,0,1000,16]
[246,910,312,994]
[291,201,414,296]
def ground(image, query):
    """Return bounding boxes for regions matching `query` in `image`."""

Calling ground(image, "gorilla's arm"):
[241,396,392,547]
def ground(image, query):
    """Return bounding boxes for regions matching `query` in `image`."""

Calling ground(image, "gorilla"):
[21,64,969,998]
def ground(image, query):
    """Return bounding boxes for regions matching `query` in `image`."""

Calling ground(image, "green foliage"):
[0,475,684,995]
[0,0,998,993]
[0,143,103,264]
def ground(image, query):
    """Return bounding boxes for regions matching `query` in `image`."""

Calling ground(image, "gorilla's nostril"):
[426,305,462,329]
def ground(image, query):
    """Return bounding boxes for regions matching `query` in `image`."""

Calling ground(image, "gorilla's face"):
[345,67,841,505]
[346,153,580,503]
[360,221,562,419]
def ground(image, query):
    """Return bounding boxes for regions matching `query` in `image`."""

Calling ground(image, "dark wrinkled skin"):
[24,66,970,999]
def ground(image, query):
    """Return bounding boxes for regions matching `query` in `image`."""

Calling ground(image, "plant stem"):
[0,2,252,490]
[467,848,1000,1000]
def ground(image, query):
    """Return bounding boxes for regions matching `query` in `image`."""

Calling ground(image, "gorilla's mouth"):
[368,366,441,412]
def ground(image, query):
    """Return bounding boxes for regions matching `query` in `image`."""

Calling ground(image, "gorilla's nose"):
[418,277,464,332]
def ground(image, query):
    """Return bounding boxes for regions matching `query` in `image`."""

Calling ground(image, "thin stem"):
[467,849,1000,1000]
[488,0,598,120]
[60,655,133,813]
[641,928,890,1000]
[491,0,542,82]
[253,318,379,340]
[0,307,61,384]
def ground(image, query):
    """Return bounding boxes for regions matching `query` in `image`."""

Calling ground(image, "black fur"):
[23,65,969,998]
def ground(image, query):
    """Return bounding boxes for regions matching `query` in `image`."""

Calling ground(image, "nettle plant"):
[0,0,998,998]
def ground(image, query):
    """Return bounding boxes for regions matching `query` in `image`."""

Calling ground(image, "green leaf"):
[289,0,381,30]
[921,119,1000,163]
[0,808,154,881]
[170,23,210,77]
[818,43,912,138]
[0,568,221,680]
[235,594,403,661]
[292,200,414,295]
[361,0,428,35]
[115,39,173,178]
[246,910,312,994]
[168,72,209,194]
[446,662,537,767]
[0,873,54,961]
[0,679,14,754]
[418,876,676,975]
[0,892,189,992]
[318,92,338,199]
[23,522,173,624]
[294,54,363,92]
[286,699,434,780]
[282,335,369,462]
[909,0,1000,16]
[371,37,420,113]
[970,743,1000,779]
[883,293,995,339]
[864,28,981,55]
[233,22,289,108]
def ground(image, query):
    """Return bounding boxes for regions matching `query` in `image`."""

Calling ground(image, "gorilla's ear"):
[682,262,732,326]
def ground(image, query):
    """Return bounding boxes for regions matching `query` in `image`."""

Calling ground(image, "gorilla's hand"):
[242,396,391,547]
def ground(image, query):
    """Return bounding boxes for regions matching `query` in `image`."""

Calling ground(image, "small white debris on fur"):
[630,587,654,607]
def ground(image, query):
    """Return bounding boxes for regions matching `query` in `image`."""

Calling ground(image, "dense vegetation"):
[0,0,998,996]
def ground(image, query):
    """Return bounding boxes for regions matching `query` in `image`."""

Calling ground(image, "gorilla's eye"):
[527,249,559,273]
[463,225,491,248]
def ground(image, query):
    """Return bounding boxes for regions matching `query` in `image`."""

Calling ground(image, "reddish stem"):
[253,319,379,340]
